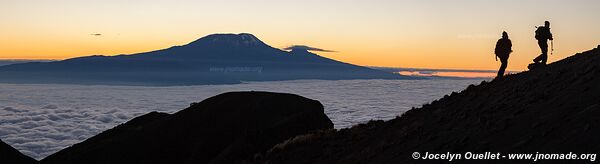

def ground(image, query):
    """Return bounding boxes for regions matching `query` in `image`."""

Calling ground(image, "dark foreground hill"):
[0,33,408,85]
[263,47,600,163]
[1,139,37,164]
[39,92,333,164]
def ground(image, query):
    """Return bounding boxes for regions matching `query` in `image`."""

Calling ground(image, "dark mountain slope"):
[0,139,37,164]
[264,47,600,163]
[0,33,408,85]
[41,91,333,164]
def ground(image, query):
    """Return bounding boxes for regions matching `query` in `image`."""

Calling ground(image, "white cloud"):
[3,107,27,113]
[42,105,58,109]
[94,114,114,123]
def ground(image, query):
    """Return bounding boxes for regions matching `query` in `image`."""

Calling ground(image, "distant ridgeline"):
[0,33,409,85]
[0,60,55,66]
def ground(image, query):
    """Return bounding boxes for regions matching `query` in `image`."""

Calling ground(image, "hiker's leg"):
[539,40,549,64]
[541,54,548,64]
[534,40,545,63]
[498,57,508,77]
[533,54,543,63]
[534,41,549,64]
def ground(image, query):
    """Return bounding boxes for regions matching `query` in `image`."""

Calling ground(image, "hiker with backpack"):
[495,31,512,78]
[533,21,553,65]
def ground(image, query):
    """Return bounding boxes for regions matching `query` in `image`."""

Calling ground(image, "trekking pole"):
[551,40,554,55]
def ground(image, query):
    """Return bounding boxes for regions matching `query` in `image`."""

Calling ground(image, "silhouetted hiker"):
[533,21,553,65]
[495,31,512,78]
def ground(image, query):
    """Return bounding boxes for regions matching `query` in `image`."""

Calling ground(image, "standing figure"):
[533,21,553,65]
[495,31,512,78]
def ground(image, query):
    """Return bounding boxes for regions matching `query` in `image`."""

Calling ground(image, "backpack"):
[535,26,548,40]
[495,38,511,58]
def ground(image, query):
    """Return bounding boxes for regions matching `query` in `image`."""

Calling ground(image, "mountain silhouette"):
[263,46,600,163]
[40,91,333,164]
[1,139,37,164]
[0,33,409,85]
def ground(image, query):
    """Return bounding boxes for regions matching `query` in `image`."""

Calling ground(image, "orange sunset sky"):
[1,0,599,71]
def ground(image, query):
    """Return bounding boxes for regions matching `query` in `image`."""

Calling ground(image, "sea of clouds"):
[0,79,482,159]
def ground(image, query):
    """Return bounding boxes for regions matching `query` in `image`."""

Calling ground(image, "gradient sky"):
[1,0,599,70]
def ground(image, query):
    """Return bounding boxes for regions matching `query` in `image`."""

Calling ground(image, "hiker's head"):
[545,21,550,27]
[502,31,508,39]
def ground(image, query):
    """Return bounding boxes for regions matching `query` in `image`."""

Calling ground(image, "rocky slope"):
[1,139,37,164]
[264,47,600,163]
[39,91,333,164]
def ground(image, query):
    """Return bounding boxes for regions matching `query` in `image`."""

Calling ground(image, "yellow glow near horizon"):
[1,0,599,71]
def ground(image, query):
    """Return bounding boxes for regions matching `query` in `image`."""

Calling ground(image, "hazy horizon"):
[0,59,506,79]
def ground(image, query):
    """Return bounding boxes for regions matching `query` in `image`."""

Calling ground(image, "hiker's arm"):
[509,40,513,53]
[549,30,553,40]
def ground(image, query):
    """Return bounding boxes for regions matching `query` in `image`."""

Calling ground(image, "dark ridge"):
[41,91,333,164]
[263,46,600,163]
[0,139,37,164]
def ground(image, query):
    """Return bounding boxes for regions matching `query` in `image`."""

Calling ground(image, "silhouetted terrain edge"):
[40,91,333,164]
[0,33,410,85]
[263,47,600,163]
[0,139,37,164]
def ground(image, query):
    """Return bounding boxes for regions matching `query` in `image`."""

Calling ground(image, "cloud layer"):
[283,45,336,52]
